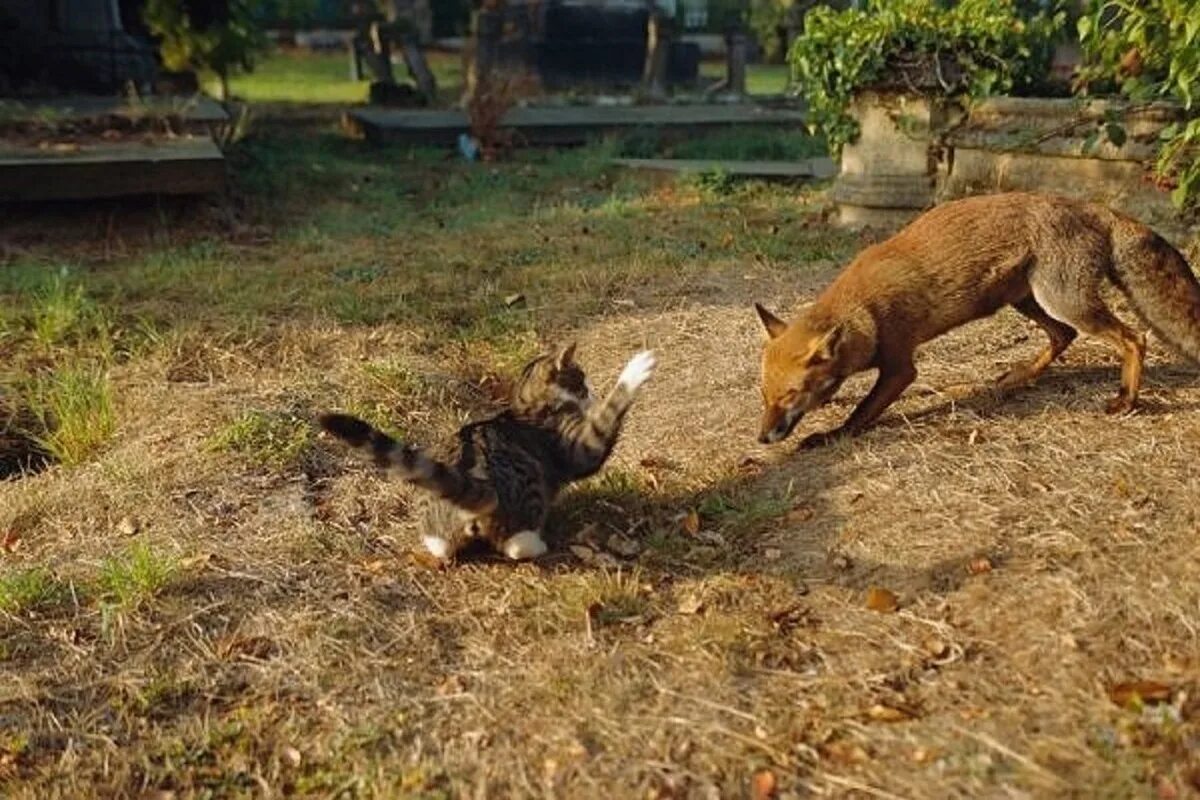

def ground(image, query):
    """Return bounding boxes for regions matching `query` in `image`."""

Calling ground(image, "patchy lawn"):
[2,125,1199,799]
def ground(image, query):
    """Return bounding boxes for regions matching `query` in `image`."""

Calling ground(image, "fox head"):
[754,303,848,444]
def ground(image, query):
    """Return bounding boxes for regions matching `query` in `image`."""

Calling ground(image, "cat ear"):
[754,303,788,339]
[555,342,577,370]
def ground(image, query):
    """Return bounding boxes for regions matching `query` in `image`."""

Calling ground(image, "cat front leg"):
[501,530,549,560]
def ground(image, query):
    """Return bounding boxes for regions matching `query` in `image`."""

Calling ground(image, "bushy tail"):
[1105,215,1200,362]
[318,413,496,512]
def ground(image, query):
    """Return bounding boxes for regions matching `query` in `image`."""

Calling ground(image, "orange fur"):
[755,192,1200,447]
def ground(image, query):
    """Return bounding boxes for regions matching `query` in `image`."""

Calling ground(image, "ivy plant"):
[1076,0,1200,210]
[788,0,1065,155]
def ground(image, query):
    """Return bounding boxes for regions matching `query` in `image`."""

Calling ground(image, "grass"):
[207,409,314,470]
[1,122,1199,800]
[0,568,66,615]
[96,541,177,610]
[23,366,115,466]
[219,48,465,105]
[217,49,790,106]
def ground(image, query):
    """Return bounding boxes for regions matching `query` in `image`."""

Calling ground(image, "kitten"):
[319,344,655,561]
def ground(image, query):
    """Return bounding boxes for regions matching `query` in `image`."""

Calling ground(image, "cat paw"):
[618,350,656,392]
[502,530,548,560]
[422,535,455,561]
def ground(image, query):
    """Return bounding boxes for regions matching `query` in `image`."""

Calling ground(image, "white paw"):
[422,535,455,561]
[502,530,548,560]
[617,350,656,393]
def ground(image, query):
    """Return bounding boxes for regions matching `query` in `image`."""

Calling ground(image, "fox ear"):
[808,325,845,364]
[555,342,577,370]
[754,303,788,339]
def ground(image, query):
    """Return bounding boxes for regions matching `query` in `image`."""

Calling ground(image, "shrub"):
[788,0,1065,154]
[1076,0,1200,209]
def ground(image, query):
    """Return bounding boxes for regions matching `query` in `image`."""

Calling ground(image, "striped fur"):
[319,346,655,561]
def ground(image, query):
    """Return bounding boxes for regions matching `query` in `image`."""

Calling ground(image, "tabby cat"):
[319,344,655,561]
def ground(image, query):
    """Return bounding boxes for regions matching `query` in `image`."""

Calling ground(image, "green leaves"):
[1077,0,1200,209]
[788,0,1065,155]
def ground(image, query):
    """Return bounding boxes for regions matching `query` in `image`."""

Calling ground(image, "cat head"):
[511,343,592,416]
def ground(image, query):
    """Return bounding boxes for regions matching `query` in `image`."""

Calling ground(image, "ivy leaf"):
[1104,123,1127,148]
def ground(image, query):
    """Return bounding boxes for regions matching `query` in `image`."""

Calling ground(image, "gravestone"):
[467,0,698,93]
[0,0,157,94]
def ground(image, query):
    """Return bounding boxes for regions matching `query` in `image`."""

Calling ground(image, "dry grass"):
[2,128,1200,798]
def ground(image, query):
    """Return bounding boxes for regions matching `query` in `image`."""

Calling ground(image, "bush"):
[142,0,269,102]
[1076,0,1200,210]
[788,0,1065,155]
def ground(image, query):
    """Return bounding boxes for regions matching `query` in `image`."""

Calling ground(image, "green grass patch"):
[208,409,314,470]
[96,541,177,609]
[0,567,68,615]
[24,366,115,466]
[618,126,826,162]
[216,49,465,105]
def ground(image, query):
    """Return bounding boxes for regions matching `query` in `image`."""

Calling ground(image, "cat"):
[318,344,655,561]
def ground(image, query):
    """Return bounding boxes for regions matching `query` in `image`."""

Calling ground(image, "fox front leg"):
[798,361,917,449]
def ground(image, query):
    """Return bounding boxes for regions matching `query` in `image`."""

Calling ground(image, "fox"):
[754,192,1200,448]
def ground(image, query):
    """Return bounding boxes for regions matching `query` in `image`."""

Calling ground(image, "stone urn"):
[831,56,963,228]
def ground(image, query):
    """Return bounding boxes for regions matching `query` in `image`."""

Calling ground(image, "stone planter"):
[938,96,1188,236]
[831,90,959,228]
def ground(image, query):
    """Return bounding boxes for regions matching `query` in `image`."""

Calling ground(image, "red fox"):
[754,192,1200,447]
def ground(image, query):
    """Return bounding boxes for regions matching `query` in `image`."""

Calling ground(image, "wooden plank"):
[0,137,226,202]
[612,157,837,179]
[344,103,807,146]
[0,95,229,128]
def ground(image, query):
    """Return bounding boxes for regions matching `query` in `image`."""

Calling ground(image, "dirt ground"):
[2,130,1199,799]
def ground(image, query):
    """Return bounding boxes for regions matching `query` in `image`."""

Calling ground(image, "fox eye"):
[782,389,801,405]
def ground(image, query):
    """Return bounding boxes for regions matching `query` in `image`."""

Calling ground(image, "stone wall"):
[939,96,1187,236]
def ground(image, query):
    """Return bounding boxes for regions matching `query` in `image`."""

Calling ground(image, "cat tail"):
[318,413,497,512]
[563,350,656,478]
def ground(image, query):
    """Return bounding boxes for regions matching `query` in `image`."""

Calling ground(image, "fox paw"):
[618,350,657,392]
[1105,394,1136,415]
[798,431,838,450]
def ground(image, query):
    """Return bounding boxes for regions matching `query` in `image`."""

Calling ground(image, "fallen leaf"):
[867,703,915,723]
[786,504,815,524]
[720,231,735,248]
[822,739,870,765]
[1,530,20,553]
[865,587,899,613]
[966,556,993,575]
[1109,680,1173,707]
[763,547,783,561]
[681,509,701,536]
[677,594,705,615]
[1154,776,1179,800]
[606,532,642,558]
[570,545,597,564]
[362,559,390,574]
[750,768,777,800]
[736,456,764,474]
[436,675,465,696]
[217,635,279,661]
[831,554,852,571]
[910,746,934,763]
[504,293,526,307]
[280,746,302,769]
[116,517,139,536]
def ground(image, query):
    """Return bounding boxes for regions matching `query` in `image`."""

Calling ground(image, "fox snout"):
[759,405,802,444]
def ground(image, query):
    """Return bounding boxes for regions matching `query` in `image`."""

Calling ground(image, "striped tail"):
[318,413,497,512]
[561,350,656,479]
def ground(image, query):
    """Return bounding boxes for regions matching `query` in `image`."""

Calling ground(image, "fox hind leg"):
[996,296,1078,390]
[1030,281,1145,414]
